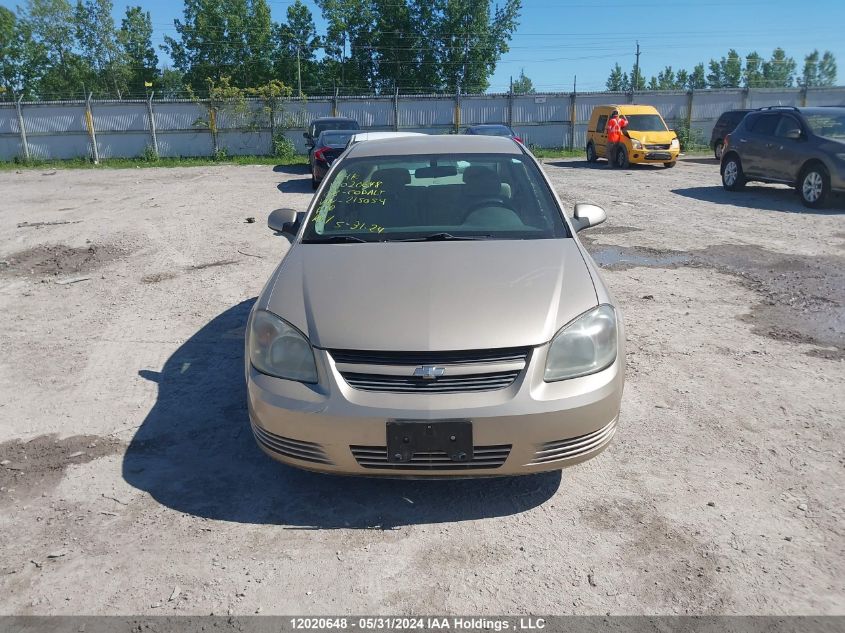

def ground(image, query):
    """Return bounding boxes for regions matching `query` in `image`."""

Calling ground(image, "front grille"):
[342,370,520,393]
[645,143,670,150]
[351,444,511,470]
[527,419,617,465]
[329,347,530,366]
[330,346,530,394]
[645,151,672,160]
[251,423,333,465]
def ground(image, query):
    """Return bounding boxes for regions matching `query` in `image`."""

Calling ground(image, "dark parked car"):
[303,117,360,149]
[309,130,356,189]
[710,109,752,159]
[720,106,845,208]
[464,124,522,143]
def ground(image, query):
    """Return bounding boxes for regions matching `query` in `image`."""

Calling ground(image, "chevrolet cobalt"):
[247,135,624,476]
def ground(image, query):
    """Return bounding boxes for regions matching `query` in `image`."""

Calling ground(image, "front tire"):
[798,165,830,208]
[615,146,629,169]
[721,155,746,191]
[586,143,598,163]
[714,141,723,160]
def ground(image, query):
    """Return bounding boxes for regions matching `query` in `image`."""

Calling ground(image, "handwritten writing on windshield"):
[341,174,386,206]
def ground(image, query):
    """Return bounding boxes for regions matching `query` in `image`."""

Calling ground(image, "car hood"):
[263,239,598,350]
[627,130,676,144]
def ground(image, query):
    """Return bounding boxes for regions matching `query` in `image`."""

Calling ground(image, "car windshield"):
[319,131,354,146]
[301,153,570,243]
[314,120,358,136]
[472,126,512,136]
[804,112,845,140]
[624,114,668,132]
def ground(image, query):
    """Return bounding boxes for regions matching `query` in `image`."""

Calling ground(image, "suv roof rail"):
[756,105,800,111]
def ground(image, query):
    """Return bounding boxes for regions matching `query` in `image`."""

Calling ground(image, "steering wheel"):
[461,197,518,222]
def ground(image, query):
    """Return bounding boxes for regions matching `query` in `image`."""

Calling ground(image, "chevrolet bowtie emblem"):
[413,366,446,380]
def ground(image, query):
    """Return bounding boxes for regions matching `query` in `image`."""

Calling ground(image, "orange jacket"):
[606,116,628,143]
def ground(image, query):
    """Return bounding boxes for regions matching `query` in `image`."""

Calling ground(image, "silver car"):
[247,135,624,476]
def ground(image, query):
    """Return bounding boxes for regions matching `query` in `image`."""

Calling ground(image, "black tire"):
[721,155,746,191]
[311,169,319,190]
[798,164,830,208]
[663,161,676,168]
[615,145,629,169]
[714,141,723,160]
[586,143,598,163]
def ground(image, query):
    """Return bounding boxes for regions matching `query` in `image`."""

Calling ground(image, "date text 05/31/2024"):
[289,617,547,630]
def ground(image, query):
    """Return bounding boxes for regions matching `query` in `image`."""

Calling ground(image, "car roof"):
[344,134,523,158]
[468,123,510,129]
[596,104,662,115]
[312,117,357,123]
[350,132,426,142]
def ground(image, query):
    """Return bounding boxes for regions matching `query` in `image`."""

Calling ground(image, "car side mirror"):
[268,208,299,234]
[572,203,607,232]
[785,129,802,140]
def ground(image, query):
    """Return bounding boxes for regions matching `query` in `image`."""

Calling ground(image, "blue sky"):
[4,0,844,92]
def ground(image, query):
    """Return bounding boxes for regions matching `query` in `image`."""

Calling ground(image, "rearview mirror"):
[268,208,298,234]
[572,203,607,232]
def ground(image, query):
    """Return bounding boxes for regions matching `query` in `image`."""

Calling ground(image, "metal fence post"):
[741,87,749,109]
[569,91,577,151]
[85,93,100,164]
[507,86,514,129]
[332,88,338,117]
[393,87,399,131]
[800,85,809,107]
[15,95,30,162]
[686,89,694,130]
[454,88,461,134]
[146,92,159,158]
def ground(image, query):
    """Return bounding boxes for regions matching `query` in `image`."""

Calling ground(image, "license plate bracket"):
[386,420,473,464]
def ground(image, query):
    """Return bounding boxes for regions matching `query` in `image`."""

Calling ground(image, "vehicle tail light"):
[513,136,523,143]
[314,147,329,161]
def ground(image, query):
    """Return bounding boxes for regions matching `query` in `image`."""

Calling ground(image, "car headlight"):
[544,305,618,381]
[630,139,643,150]
[670,138,680,149]
[249,310,318,383]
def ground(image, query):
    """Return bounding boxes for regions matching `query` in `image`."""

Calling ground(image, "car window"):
[749,114,779,136]
[314,120,359,136]
[775,115,802,138]
[472,126,512,137]
[803,112,845,140]
[319,131,354,146]
[624,114,668,132]
[596,115,608,133]
[301,153,570,243]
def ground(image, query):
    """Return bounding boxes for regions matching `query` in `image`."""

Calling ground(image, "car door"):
[594,114,609,157]
[739,113,780,177]
[770,114,807,182]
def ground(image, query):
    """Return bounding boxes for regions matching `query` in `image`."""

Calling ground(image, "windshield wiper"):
[391,232,494,242]
[302,235,368,243]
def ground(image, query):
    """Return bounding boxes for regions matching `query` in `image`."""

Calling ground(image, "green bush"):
[272,134,296,160]
[142,144,159,162]
[674,121,706,152]
[213,147,229,162]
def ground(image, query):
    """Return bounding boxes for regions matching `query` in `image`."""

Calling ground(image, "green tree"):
[676,69,689,90]
[707,50,741,88]
[511,68,534,94]
[744,51,764,87]
[274,0,321,94]
[119,6,158,96]
[688,63,706,89]
[164,0,274,93]
[818,51,837,87]
[157,66,186,98]
[75,0,129,97]
[656,65,677,89]
[762,47,796,87]
[647,76,659,91]
[606,62,624,91]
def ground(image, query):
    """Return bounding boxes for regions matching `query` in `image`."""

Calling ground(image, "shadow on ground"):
[672,185,845,214]
[123,299,560,529]
[545,159,665,171]
[272,164,310,174]
[277,178,314,195]
[679,157,719,165]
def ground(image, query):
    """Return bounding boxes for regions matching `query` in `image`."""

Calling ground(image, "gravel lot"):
[0,157,843,616]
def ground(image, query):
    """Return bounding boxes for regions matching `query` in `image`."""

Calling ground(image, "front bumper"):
[629,147,679,164]
[247,341,625,477]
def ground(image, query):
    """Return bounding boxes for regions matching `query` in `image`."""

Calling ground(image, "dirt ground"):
[0,157,842,616]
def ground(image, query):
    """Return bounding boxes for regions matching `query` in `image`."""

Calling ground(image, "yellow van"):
[586,104,680,168]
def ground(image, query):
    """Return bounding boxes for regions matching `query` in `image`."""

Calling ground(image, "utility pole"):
[296,44,302,98]
[633,41,641,95]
